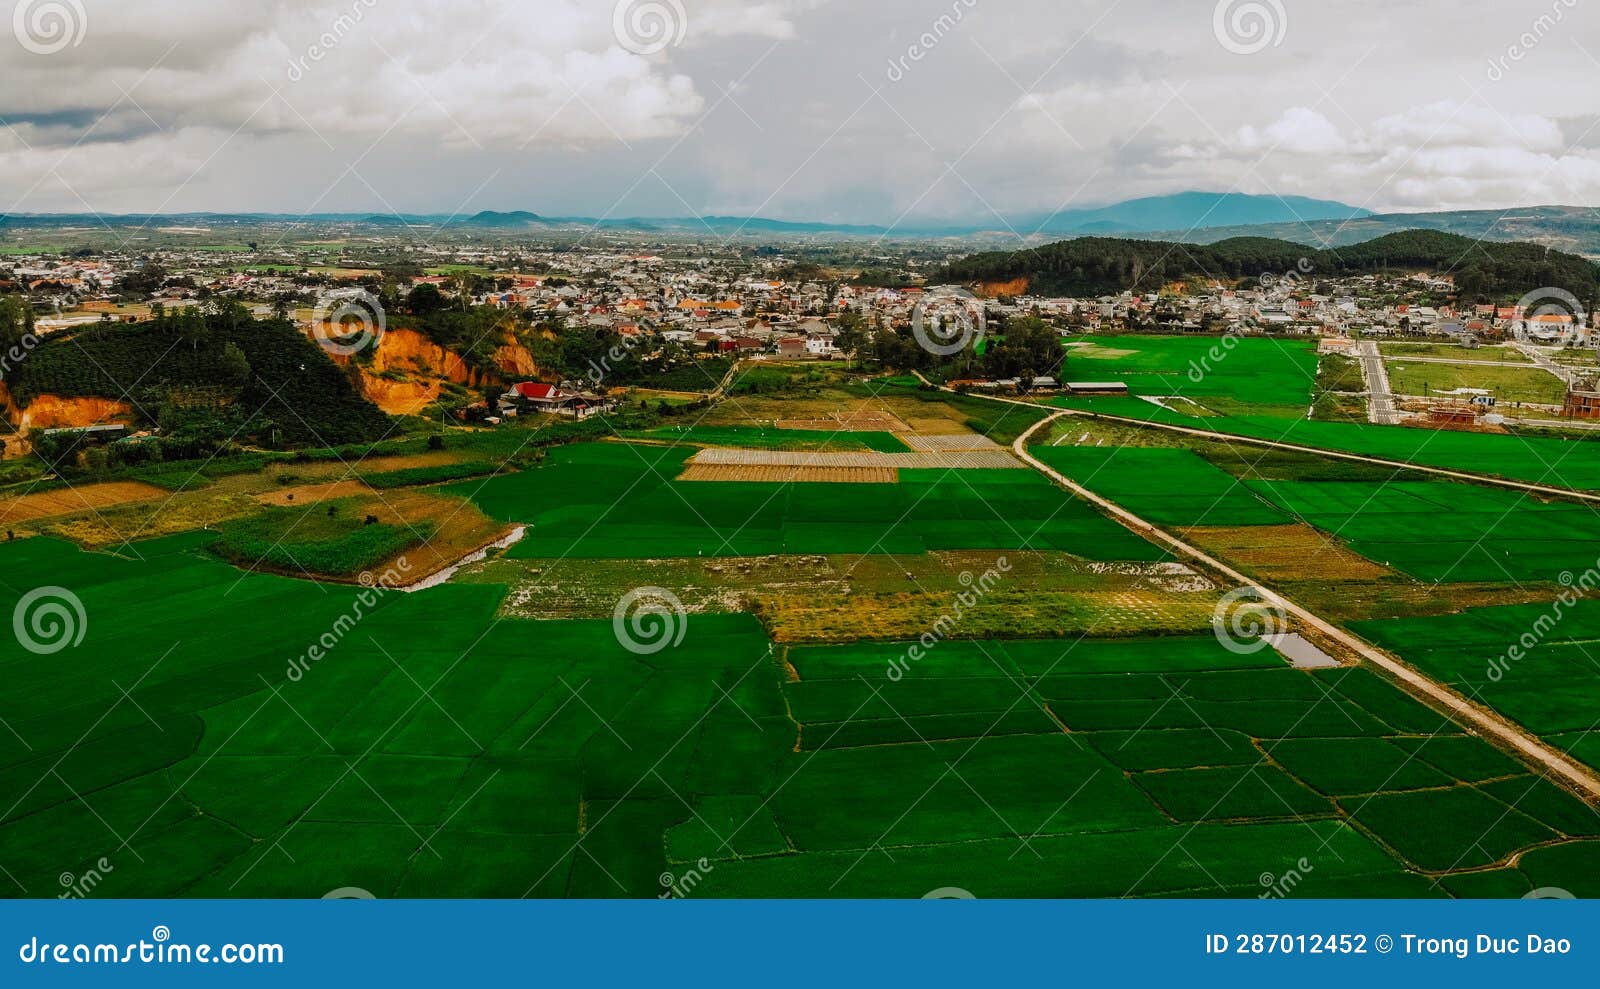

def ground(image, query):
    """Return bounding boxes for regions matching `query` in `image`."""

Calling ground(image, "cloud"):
[1235,108,1348,156]
[2,0,1599,218]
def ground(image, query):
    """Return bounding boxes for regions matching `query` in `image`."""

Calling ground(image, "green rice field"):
[444,442,1164,560]
[4,532,1597,899]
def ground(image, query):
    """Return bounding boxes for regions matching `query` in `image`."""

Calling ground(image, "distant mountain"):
[1019,192,1372,236]
[4,200,1600,255]
[456,210,552,228]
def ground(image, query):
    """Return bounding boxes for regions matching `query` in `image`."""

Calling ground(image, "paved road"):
[1010,411,1600,802]
[1355,340,1401,425]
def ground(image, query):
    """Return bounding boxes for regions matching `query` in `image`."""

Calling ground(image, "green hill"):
[10,303,390,446]
[938,230,1600,301]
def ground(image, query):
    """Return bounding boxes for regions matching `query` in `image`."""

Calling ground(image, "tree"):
[408,282,448,316]
[833,310,869,369]
[218,341,252,389]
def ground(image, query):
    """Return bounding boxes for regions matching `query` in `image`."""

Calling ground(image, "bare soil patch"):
[0,481,165,526]
[1181,523,1393,583]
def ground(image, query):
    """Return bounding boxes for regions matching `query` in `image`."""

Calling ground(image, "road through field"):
[1008,411,1600,802]
[1356,340,1401,425]
[914,369,1600,502]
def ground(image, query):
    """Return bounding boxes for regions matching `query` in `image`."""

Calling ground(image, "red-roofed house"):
[501,381,615,419]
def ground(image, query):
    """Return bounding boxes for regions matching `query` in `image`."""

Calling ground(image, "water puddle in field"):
[1264,632,1340,669]
[400,526,527,593]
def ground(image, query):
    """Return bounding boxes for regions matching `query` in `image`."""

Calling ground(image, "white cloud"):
[1235,108,1348,155]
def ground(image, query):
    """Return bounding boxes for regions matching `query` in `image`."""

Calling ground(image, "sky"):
[2,0,1598,224]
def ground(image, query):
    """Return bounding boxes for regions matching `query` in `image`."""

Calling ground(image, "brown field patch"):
[899,416,972,436]
[678,464,898,484]
[1180,523,1393,583]
[754,587,1219,643]
[254,479,371,506]
[352,489,512,584]
[0,481,166,526]
[775,410,912,433]
[1280,580,1560,624]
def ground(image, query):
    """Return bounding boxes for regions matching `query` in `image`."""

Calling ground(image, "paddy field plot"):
[1352,600,1600,771]
[1032,446,1289,527]
[1243,477,1600,583]
[1059,334,1320,414]
[4,536,1600,897]
[444,442,1162,561]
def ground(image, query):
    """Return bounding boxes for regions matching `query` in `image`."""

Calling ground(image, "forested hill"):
[8,304,390,446]
[936,230,1600,301]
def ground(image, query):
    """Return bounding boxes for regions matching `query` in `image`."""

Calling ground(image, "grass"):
[1379,342,1532,363]
[1385,360,1568,405]
[1352,600,1600,770]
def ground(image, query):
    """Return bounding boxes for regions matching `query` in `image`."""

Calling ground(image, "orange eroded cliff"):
[327,328,541,415]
